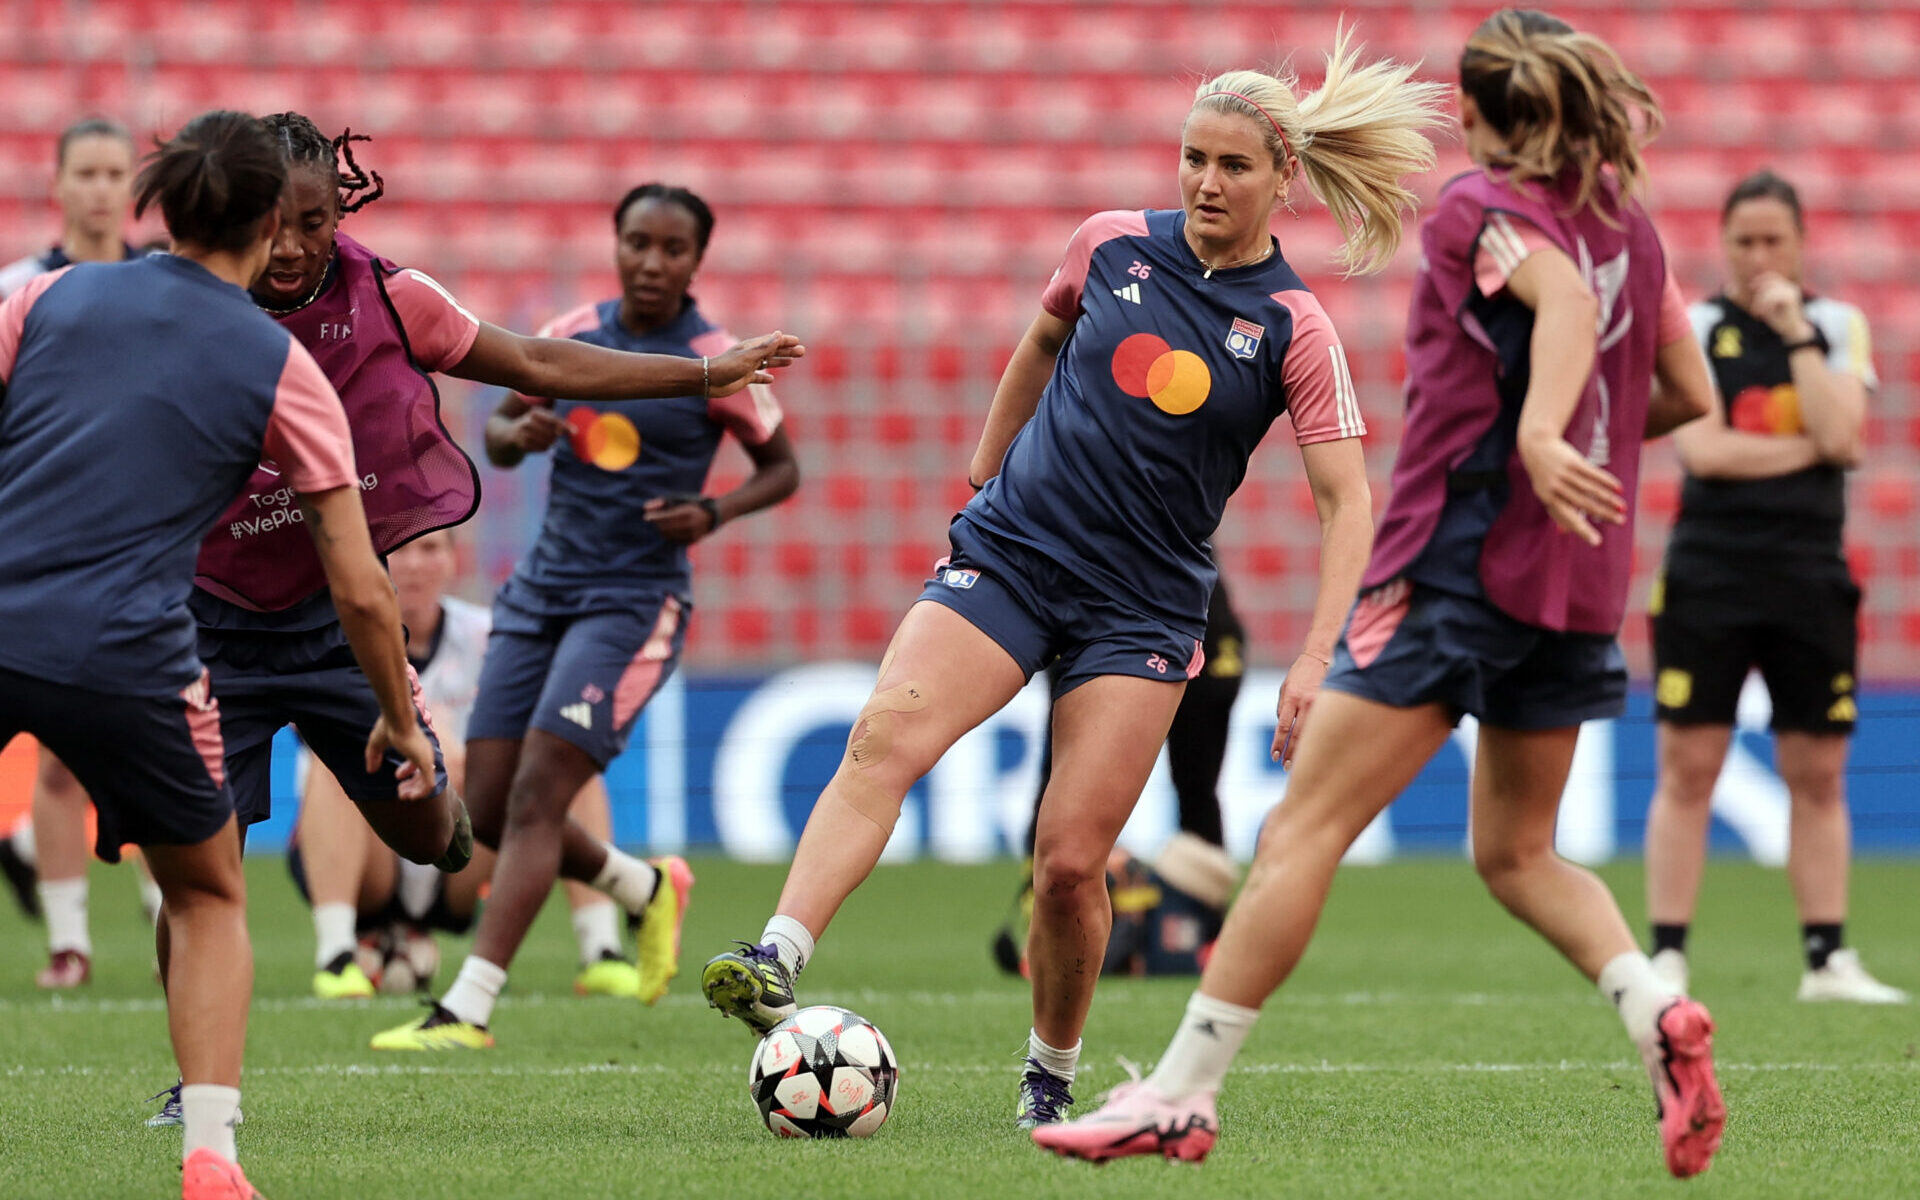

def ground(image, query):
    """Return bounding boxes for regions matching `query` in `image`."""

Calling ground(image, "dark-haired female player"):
[372,182,799,1049]
[0,109,425,1200]
[704,30,1446,1131]
[1644,169,1904,1004]
[1038,10,1724,1177]
[158,118,799,1045]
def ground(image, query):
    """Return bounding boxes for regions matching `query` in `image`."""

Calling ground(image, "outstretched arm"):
[447,322,803,402]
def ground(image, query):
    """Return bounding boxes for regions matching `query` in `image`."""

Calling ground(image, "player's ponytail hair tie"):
[1195,28,1448,275]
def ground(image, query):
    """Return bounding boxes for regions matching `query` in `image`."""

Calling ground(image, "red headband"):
[1212,90,1297,171]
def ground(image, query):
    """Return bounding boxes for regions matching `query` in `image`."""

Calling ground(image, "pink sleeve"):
[695,328,782,445]
[1040,210,1150,321]
[0,268,69,381]
[385,269,482,372]
[1657,271,1691,346]
[1275,290,1365,445]
[1472,211,1560,297]
[262,339,358,493]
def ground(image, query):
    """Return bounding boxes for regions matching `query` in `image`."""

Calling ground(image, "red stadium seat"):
[774,542,818,581]
[821,470,867,510]
[726,607,772,653]
[7,0,1914,670]
[844,606,893,647]
[1865,475,1916,521]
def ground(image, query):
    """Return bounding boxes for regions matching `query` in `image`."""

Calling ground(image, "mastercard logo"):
[1729,384,1801,436]
[567,408,640,471]
[1111,332,1211,415]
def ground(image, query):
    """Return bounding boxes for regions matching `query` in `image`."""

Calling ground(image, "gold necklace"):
[1197,239,1275,280]
[258,246,337,316]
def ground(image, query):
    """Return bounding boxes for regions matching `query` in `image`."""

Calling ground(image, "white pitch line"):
[1,1060,1904,1082]
[0,989,1606,1016]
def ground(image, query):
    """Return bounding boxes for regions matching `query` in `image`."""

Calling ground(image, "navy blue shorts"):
[917,519,1204,698]
[465,593,688,769]
[1325,579,1627,730]
[0,666,231,862]
[200,622,448,826]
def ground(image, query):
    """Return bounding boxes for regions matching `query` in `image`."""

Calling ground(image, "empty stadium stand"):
[3,0,1913,674]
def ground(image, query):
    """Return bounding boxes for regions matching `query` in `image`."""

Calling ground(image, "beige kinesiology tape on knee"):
[828,681,929,833]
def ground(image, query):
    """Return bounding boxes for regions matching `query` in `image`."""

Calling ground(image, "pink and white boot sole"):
[1031,1081,1218,1164]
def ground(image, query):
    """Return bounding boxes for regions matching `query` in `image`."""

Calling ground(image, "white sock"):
[39,877,89,956]
[1599,951,1679,1046]
[439,956,508,1028]
[572,900,624,965]
[138,871,163,926]
[1147,991,1260,1097]
[180,1083,241,1162]
[312,903,358,970]
[592,847,660,916]
[761,914,815,975]
[1026,1030,1081,1083]
[396,858,439,923]
[10,819,33,866]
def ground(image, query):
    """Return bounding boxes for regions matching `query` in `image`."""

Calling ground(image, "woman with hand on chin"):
[1644,169,1901,1005]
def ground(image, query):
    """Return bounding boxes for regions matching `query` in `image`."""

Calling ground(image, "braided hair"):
[260,111,384,214]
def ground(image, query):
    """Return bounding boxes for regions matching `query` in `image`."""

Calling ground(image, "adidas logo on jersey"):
[560,701,593,730]
[1112,281,1143,304]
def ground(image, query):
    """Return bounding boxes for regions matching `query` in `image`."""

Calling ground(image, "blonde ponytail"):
[1193,27,1450,275]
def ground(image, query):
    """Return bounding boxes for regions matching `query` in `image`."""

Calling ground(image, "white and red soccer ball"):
[747,1005,899,1138]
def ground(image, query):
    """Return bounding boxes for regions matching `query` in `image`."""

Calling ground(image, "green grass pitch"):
[3,856,1916,1199]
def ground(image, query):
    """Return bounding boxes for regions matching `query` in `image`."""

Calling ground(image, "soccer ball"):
[379,924,440,995]
[747,1006,899,1138]
[358,923,440,996]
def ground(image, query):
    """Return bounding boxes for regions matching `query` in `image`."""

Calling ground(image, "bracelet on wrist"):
[1782,336,1821,356]
[1301,650,1331,666]
[696,496,722,530]
[701,355,711,398]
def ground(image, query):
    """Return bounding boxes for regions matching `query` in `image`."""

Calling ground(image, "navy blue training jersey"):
[500,297,782,616]
[965,208,1362,633]
[0,258,354,693]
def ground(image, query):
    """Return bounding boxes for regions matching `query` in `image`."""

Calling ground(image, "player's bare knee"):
[151,866,244,912]
[1784,770,1845,812]
[469,801,505,850]
[820,680,933,834]
[1031,843,1107,908]
[1472,837,1548,900]
[1252,797,1329,863]
[1660,761,1721,808]
[844,680,931,772]
[501,788,569,837]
